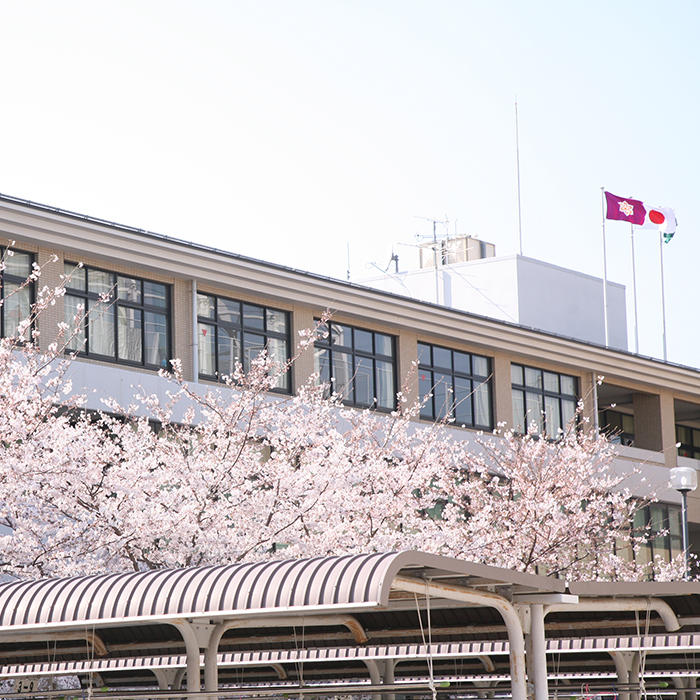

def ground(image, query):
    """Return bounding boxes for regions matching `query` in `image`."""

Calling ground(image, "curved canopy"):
[0,550,560,631]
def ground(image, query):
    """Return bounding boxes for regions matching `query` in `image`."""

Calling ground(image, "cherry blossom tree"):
[0,256,685,581]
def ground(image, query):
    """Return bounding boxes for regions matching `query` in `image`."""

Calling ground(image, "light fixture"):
[670,466,698,580]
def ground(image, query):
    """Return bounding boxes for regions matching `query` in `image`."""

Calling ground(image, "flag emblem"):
[619,201,634,217]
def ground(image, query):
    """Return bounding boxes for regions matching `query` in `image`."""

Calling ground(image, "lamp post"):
[670,466,698,580]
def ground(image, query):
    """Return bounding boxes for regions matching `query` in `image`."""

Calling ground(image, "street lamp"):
[670,466,698,580]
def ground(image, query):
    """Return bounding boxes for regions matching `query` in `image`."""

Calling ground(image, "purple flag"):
[605,191,646,225]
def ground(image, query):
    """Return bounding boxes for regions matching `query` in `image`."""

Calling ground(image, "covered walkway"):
[0,552,698,700]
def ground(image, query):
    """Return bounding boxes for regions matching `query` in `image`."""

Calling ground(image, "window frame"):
[64,262,172,370]
[1,249,35,338]
[511,363,578,437]
[599,409,635,446]
[417,341,493,430]
[313,320,397,411]
[676,424,700,460]
[196,292,291,394]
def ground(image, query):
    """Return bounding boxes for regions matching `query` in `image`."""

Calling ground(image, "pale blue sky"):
[0,1,698,365]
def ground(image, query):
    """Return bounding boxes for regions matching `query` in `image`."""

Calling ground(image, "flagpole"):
[630,222,639,354]
[659,229,668,361]
[600,187,609,347]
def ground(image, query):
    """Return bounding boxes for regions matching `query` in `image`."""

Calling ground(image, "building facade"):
[1,193,699,562]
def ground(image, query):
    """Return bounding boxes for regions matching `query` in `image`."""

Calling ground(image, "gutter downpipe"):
[392,575,528,700]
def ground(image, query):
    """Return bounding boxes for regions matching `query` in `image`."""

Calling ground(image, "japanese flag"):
[642,206,677,235]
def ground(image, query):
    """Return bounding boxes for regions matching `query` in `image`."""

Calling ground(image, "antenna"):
[515,99,523,256]
[414,216,450,304]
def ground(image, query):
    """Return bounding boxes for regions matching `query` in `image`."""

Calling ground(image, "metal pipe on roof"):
[544,598,680,632]
[391,575,528,700]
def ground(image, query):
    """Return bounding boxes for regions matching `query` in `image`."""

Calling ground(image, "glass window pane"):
[472,355,489,377]
[525,391,544,433]
[145,311,168,368]
[242,304,264,330]
[64,263,85,291]
[374,333,393,357]
[117,306,142,363]
[332,350,353,402]
[314,347,330,388]
[314,321,329,344]
[693,429,700,447]
[197,294,215,319]
[267,337,289,390]
[354,356,374,406]
[454,376,473,426]
[433,372,452,420]
[266,308,287,334]
[511,364,524,386]
[545,395,562,438]
[525,367,542,389]
[144,281,167,308]
[453,351,470,375]
[543,371,559,393]
[474,381,491,428]
[88,269,114,297]
[117,276,142,303]
[217,325,240,377]
[512,390,525,433]
[198,323,216,376]
[433,346,451,370]
[243,332,265,371]
[419,369,434,420]
[64,294,86,351]
[5,252,32,278]
[677,426,690,443]
[417,342,431,366]
[622,414,635,433]
[88,299,115,357]
[354,329,373,353]
[331,323,352,347]
[3,283,31,337]
[561,399,577,428]
[560,375,576,396]
[376,359,395,410]
[218,298,240,326]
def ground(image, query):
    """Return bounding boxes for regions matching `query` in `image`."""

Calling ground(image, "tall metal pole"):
[659,229,668,361]
[681,490,690,580]
[515,100,523,256]
[630,223,639,354]
[432,219,439,304]
[600,188,610,347]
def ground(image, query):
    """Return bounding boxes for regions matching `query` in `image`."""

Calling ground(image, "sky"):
[0,1,698,366]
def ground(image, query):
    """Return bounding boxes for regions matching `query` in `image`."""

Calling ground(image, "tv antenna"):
[414,216,449,303]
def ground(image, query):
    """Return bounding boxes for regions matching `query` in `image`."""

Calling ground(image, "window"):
[600,410,635,446]
[314,321,395,410]
[417,341,492,429]
[64,263,171,369]
[1,250,33,338]
[631,503,683,568]
[197,293,290,392]
[676,425,700,460]
[511,363,578,437]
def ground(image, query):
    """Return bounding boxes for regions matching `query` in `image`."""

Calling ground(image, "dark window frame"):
[417,341,493,430]
[676,424,700,460]
[600,409,635,446]
[630,502,683,574]
[1,249,35,338]
[196,292,291,394]
[313,320,397,411]
[64,262,172,370]
[511,363,578,437]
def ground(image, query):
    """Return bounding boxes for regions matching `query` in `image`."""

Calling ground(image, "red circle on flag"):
[649,209,666,224]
